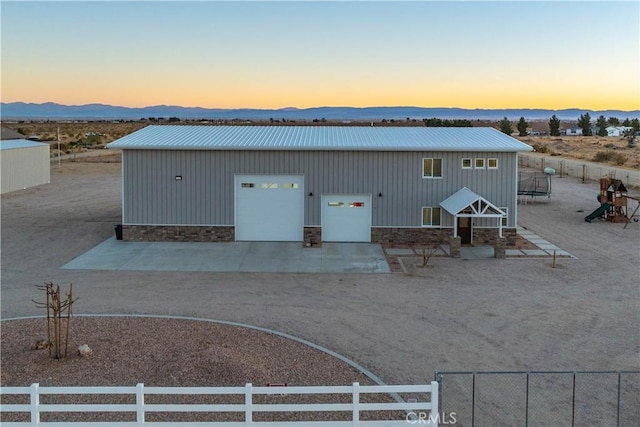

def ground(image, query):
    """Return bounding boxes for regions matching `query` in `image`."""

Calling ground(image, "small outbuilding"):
[0,139,51,194]
[107,125,533,247]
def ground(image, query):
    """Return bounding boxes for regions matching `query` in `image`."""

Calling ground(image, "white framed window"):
[488,158,499,169]
[475,158,485,169]
[462,158,472,169]
[500,207,508,226]
[423,158,442,178]
[422,207,442,227]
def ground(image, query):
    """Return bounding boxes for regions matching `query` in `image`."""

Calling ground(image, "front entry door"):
[458,217,472,245]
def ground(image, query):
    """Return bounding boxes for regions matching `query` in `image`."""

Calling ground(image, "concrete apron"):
[61,238,391,274]
[460,244,496,259]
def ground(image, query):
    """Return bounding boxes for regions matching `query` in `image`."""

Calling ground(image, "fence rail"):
[518,153,640,188]
[435,371,639,427]
[0,382,439,426]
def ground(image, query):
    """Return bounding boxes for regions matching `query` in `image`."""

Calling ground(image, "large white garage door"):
[321,194,372,242]
[235,175,304,241]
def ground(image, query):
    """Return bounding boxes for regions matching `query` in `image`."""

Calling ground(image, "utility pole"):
[57,127,61,169]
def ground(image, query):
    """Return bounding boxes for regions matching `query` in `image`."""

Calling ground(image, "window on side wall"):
[475,158,485,169]
[462,158,472,169]
[488,158,498,169]
[422,207,442,227]
[423,158,442,178]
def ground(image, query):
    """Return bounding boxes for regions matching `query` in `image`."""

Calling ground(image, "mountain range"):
[1,102,638,121]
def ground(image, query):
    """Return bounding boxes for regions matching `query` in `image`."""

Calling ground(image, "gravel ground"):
[1,158,638,391]
[1,317,370,388]
[1,317,409,423]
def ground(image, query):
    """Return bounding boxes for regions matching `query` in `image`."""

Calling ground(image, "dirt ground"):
[515,135,640,170]
[2,122,146,147]
[3,121,639,169]
[1,156,638,389]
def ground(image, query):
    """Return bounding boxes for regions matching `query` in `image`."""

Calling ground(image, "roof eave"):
[107,145,532,152]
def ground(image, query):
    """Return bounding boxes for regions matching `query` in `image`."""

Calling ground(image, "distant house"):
[0,139,51,194]
[108,126,532,251]
[563,128,583,136]
[605,126,633,137]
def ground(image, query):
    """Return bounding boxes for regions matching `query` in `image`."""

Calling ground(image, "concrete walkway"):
[61,238,391,273]
[509,226,576,258]
[60,231,575,276]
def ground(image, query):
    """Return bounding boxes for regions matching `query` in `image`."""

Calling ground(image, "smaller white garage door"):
[235,175,304,241]
[321,194,372,242]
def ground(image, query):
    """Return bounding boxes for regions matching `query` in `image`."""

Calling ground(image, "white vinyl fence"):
[0,382,439,427]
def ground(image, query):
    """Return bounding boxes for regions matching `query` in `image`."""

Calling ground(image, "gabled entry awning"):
[440,187,507,237]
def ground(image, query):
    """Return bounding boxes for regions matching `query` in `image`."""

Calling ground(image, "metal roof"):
[107,125,533,152]
[0,139,49,151]
[440,187,506,216]
[1,127,25,140]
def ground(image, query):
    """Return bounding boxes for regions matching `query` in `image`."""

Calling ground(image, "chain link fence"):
[435,371,639,427]
[518,154,640,189]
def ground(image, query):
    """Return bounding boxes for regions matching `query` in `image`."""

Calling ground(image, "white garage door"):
[321,194,372,242]
[235,175,304,241]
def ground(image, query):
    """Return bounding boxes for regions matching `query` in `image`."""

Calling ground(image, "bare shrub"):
[592,151,613,162]
[531,143,549,153]
[592,151,626,165]
[32,282,77,359]
[613,153,627,165]
[419,246,439,267]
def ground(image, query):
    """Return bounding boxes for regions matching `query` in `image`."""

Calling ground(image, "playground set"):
[584,177,640,223]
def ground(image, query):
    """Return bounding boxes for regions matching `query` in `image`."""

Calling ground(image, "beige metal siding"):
[122,150,518,228]
[0,146,50,194]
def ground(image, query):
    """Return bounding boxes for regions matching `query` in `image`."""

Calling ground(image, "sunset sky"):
[1,1,638,111]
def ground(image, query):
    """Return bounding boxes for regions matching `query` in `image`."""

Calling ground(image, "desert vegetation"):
[515,135,639,169]
[6,121,145,147]
[2,119,638,169]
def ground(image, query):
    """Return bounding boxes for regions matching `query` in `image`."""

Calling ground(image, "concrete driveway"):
[1,160,639,386]
[61,239,390,273]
